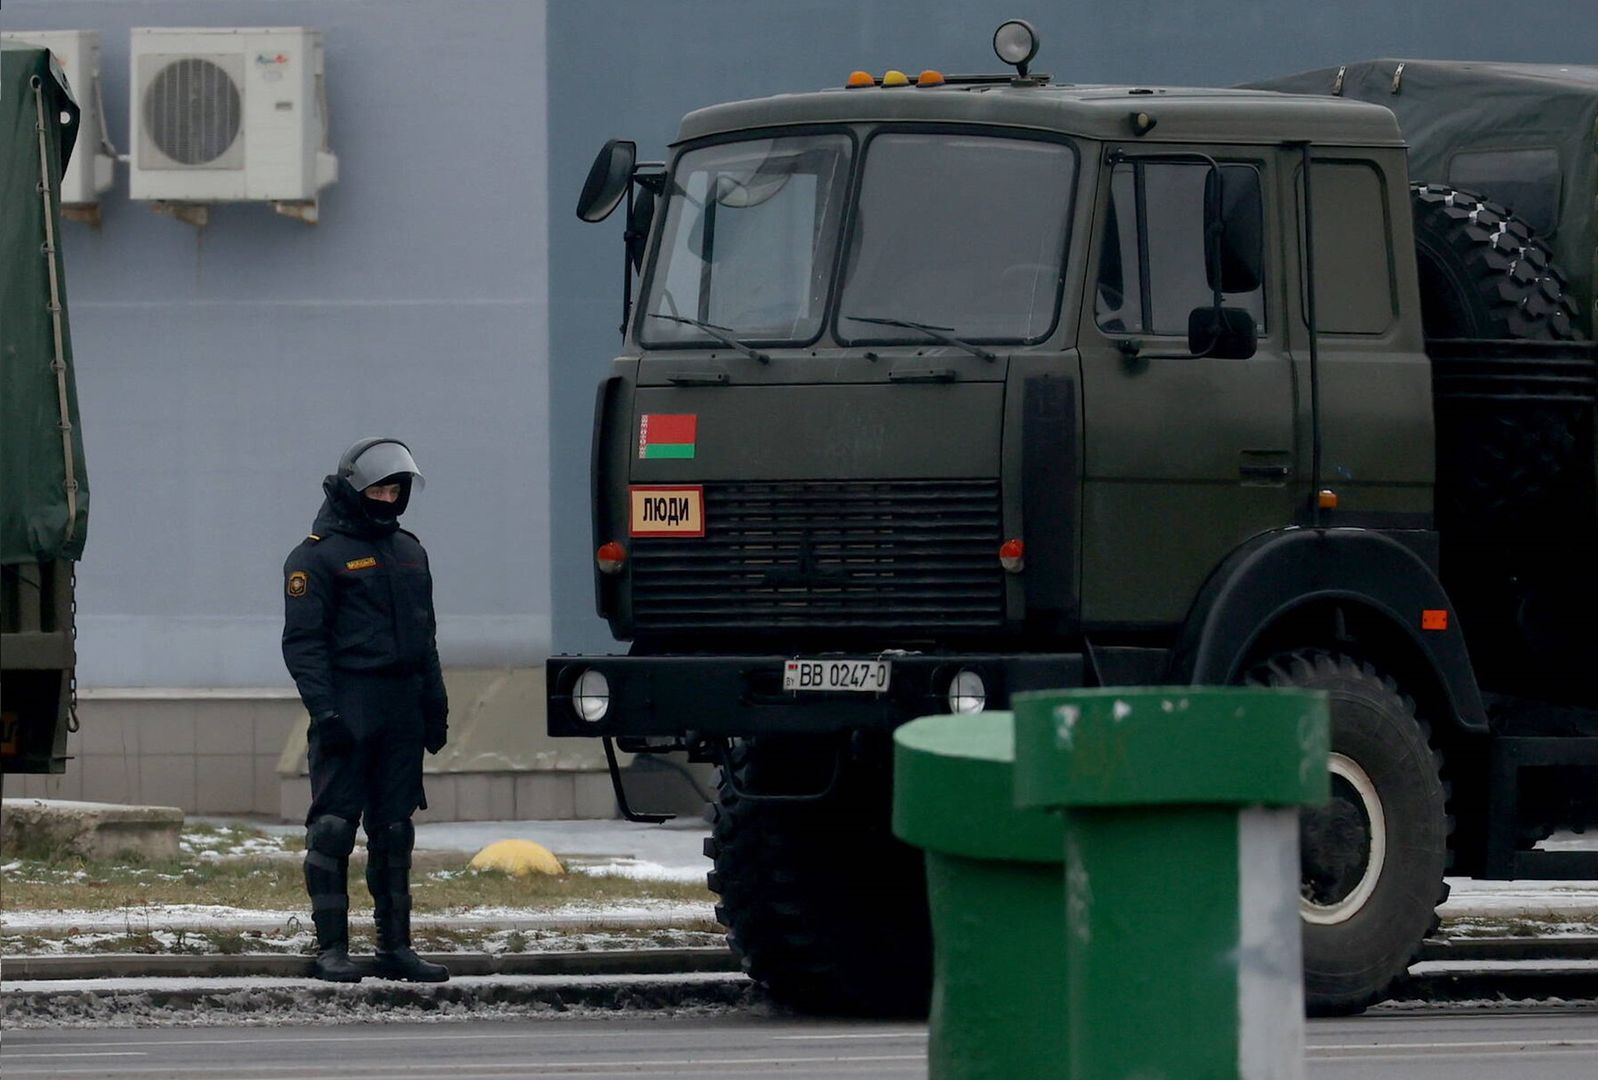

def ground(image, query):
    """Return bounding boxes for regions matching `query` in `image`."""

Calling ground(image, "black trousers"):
[305,668,427,830]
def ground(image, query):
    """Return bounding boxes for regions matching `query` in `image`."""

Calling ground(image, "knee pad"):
[306,814,357,858]
[367,820,415,864]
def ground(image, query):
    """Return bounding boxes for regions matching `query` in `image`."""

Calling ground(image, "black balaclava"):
[360,473,413,523]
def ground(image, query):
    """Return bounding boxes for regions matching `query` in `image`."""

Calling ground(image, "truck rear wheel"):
[704,736,933,1017]
[1250,651,1451,1016]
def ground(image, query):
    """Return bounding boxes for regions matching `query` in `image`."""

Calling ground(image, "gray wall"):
[12,1,1598,685]
[545,0,1598,656]
[6,0,551,687]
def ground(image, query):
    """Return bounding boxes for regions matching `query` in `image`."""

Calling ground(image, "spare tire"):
[1412,185,1587,529]
[1411,184,1579,341]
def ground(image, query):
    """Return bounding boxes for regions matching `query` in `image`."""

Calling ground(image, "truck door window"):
[836,133,1076,345]
[1094,161,1265,337]
[1298,162,1396,334]
[640,134,851,347]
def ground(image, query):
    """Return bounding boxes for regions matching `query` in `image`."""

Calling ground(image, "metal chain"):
[67,566,80,734]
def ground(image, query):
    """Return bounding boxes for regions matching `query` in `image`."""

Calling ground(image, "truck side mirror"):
[1188,306,1258,359]
[577,138,637,223]
[1204,166,1263,294]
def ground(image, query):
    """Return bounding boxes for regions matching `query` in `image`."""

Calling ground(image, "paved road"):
[6,1008,1598,1079]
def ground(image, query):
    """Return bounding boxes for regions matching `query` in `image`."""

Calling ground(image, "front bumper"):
[546,652,1086,738]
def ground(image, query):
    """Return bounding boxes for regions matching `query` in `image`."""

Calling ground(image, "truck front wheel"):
[703,735,933,1017]
[1250,651,1451,1015]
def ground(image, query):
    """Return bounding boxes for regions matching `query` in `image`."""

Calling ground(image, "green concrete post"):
[1012,687,1328,1080]
[893,711,1068,1080]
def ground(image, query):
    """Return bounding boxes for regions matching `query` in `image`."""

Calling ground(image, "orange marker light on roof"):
[882,69,911,87]
[917,69,946,86]
[846,70,875,88]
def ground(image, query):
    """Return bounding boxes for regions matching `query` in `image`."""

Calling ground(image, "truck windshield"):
[837,133,1076,345]
[640,134,851,347]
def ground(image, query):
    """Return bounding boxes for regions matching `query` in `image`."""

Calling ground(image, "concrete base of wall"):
[1,689,302,816]
[0,797,183,861]
[1,669,714,824]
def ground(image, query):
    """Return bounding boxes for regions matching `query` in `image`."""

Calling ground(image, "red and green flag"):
[638,414,697,460]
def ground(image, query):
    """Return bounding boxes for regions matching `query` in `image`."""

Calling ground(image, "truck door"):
[1076,149,1297,626]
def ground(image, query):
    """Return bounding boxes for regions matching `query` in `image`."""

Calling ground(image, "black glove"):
[311,711,355,755]
[424,711,448,755]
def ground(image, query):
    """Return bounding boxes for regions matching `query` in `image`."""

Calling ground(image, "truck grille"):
[631,479,1004,632]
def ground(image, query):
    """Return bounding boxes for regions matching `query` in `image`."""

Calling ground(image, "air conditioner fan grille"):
[144,58,241,166]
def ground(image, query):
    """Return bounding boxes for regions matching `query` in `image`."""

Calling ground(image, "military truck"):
[1,43,90,776]
[550,22,1598,1016]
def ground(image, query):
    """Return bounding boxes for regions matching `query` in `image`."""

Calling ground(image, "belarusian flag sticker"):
[638,413,697,460]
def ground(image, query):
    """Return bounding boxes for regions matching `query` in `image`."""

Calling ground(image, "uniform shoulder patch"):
[306,534,322,542]
[287,570,309,598]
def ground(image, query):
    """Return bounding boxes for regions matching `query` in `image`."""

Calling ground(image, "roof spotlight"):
[993,19,1040,79]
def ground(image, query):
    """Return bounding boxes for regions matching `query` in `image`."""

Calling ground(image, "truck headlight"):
[573,668,611,723]
[947,669,986,714]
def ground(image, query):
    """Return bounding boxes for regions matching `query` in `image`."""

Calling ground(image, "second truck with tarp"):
[1,42,89,777]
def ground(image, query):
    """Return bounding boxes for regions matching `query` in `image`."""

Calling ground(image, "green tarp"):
[1246,60,1598,337]
[1,43,88,563]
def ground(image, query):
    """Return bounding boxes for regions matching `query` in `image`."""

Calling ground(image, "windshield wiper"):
[844,315,996,362]
[648,314,770,364]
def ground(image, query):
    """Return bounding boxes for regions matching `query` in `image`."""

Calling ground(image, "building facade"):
[5,0,1596,814]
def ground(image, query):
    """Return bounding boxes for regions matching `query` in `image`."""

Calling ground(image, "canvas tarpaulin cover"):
[1246,60,1598,337]
[1,43,88,563]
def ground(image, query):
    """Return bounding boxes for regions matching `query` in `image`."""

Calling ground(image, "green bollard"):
[893,711,1068,1080]
[1012,687,1328,1080]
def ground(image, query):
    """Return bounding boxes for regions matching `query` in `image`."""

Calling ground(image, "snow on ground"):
[1,901,714,937]
[1441,877,1598,919]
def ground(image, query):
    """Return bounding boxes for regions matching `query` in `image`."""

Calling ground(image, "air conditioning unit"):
[129,27,338,223]
[0,30,116,220]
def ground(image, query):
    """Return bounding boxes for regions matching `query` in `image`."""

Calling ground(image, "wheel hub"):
[1300,752,1386,925]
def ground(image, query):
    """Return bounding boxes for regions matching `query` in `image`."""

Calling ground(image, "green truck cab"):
[1,43,89,776]
[551,24,1598,1016]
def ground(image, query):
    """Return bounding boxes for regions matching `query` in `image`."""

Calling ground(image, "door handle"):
[1238,463,1291,482]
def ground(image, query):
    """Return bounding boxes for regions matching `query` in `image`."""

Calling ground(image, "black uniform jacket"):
[282,477,448,723]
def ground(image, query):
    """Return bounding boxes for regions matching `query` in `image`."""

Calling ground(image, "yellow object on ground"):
[468,838,565,877]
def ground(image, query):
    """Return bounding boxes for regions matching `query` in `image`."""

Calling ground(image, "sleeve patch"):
[287,571,309,598]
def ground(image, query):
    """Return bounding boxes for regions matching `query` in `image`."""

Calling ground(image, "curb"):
[5,935,1588,982]
[1416,936,1598,962]
[2,972,760,1022]
[1391,968,1598,1005]
[1,946,740,982]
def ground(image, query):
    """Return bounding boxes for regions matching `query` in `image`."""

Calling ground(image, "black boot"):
[304,815,364,983]
[367,820,449,983]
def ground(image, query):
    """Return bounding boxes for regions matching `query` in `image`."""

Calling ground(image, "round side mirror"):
[576,139,637,223]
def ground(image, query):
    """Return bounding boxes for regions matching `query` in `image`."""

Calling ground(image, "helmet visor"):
[346,441,425,492]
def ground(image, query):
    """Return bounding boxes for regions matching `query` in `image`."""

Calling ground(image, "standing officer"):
[282,437,450,983]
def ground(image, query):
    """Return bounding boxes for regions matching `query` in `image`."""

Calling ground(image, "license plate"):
[783,659,892,693]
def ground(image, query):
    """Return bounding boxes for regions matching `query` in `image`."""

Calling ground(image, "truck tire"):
[1412,185,1585,525]
[1411,184,1579,342]
[704,736,932,1017]
[1250,651,1450,1016]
